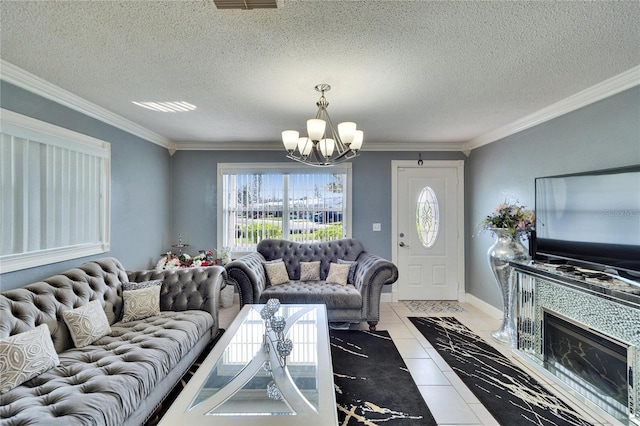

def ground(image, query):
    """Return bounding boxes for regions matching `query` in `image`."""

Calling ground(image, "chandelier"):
[282,84,363,167]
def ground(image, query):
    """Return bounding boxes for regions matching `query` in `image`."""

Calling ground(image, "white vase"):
[487,228,530,347]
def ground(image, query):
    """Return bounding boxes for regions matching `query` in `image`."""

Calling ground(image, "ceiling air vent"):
[213,0,281,9]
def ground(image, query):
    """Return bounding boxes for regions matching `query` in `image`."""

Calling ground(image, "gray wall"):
[465,86,640,309]
[4,78,637,307]
[0,82,172,290]
[169,150,466,262]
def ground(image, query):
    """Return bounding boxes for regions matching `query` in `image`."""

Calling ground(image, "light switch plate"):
[373,223,381,231]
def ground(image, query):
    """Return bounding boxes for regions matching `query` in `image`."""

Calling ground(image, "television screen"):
[535,165,640,276]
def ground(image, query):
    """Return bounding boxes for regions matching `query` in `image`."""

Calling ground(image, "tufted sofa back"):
[257,238,364,280]
[0,258,127,353]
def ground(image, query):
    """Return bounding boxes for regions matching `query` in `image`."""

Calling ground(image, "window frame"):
[0,109,111,273]
[217,162,352,257]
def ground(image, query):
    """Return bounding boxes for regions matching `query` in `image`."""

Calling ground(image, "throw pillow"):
[122,279,162,291]
[263,260,289,286]
[122,285,161,322]
[337,259,358,283]
[62,300,112,348]
[299,261,321,281]
[0,324,60,394]
[325,262,352,286]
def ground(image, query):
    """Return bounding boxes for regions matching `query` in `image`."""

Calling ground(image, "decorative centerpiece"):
[259,298,293,401]
[155,249,219,270]
[261,299,293,368]
[481,202,535,346]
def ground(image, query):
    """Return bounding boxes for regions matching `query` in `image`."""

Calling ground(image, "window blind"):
[0,109,110,273]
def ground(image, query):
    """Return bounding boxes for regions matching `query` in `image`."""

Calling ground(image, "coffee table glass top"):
[159,304,336,426]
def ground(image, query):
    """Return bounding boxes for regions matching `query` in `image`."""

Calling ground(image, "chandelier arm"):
[288,151,358,167]
[321,108,349,154]
[334,149,360,161]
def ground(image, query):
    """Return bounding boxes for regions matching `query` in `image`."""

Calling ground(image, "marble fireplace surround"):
[513,263,640,425]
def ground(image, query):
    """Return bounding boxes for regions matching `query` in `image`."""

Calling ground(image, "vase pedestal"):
[487,229,530,347]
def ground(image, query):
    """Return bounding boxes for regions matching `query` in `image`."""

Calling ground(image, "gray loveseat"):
[0,257,225,426]
[225,238,398,331]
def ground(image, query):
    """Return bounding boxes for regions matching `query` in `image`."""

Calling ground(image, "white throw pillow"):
[62,300,112,348]
[122,285,161,322]
[325,262,352,286]
[300,261,321,281]
[0,324,60,394]
[264,261,290,286]
[337,259,358,283]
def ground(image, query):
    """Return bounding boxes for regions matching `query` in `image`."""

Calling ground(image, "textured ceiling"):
[0,1,639,150]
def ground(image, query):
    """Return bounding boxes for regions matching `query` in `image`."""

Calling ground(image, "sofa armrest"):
[354,252,398,320]
[127,266,226,325]
[224,252,267,307]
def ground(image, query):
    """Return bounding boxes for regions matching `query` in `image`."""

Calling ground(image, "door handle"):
[399,242,410,248]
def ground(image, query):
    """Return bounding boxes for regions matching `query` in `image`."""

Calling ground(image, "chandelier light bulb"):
[337,122,356,146]
[282,130,299,152]
[350,130,364,151]
[319,138,335,158]
[307,119,326,142]
[298,137,313,156]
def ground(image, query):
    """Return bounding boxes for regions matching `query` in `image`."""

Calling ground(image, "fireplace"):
[543,311,629,416]
[513,263,640,425]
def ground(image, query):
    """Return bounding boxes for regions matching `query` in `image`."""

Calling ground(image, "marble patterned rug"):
[409,316,595,426]
[148,329,437,425]
[330,330,437,425]
[403,300,467,313]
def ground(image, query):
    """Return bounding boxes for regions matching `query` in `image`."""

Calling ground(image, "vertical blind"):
[219,164,351,253]
[0,109,110,273]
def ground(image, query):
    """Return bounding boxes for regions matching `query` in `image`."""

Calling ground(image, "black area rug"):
[409,316,594,426]
[147,329,436,425]
[330,330,436,425]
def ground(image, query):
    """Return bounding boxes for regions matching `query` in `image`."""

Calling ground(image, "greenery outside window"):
[0,109,111,273]
[217,163,352,255]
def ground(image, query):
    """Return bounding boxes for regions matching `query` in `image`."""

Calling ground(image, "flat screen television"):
[534,165,640,280]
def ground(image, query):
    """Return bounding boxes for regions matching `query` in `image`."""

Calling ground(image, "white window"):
[0,109,110,273]
[217,163,352,255]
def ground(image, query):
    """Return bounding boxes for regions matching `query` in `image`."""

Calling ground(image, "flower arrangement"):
[155,249,218,270]
[481,201,535,236]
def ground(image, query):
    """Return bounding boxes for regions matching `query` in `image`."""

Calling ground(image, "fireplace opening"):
[543,311,629,418]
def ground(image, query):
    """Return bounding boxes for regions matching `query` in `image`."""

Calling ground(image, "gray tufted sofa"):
[0,257,225,426]
[225,238,398,331]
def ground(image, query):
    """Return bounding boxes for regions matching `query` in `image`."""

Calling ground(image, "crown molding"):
[3,59,636,155]
[0,60,174,149]
[360,141,467,152]
[175,141,282,151]
[173,140,467,152]
[464,65,640,152]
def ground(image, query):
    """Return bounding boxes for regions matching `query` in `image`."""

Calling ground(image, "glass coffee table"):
[159,304,337,425]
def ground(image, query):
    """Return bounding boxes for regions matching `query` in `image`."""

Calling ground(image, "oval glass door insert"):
[416,186,440,248]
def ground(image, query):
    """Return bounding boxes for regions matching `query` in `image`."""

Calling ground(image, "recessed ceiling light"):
[132,101,197,112]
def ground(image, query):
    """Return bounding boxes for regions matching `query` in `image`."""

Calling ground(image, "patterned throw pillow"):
[122,285,161,322]
[0,324,60,394]
[263,261,290,286]
[300,261,321,281]
[337,259,358,283]
[62,300,112,348]
[325,262,352,286]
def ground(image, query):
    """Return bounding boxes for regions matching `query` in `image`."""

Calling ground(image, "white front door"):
[393,161,464,300]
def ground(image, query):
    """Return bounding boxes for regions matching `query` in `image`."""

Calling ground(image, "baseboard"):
[465,293,503,320]
[380,293,393,303]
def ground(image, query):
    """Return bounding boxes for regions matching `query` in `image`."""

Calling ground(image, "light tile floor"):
[218,297,615,425]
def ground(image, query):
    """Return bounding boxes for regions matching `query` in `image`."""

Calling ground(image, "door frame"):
[391,160,465,302]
